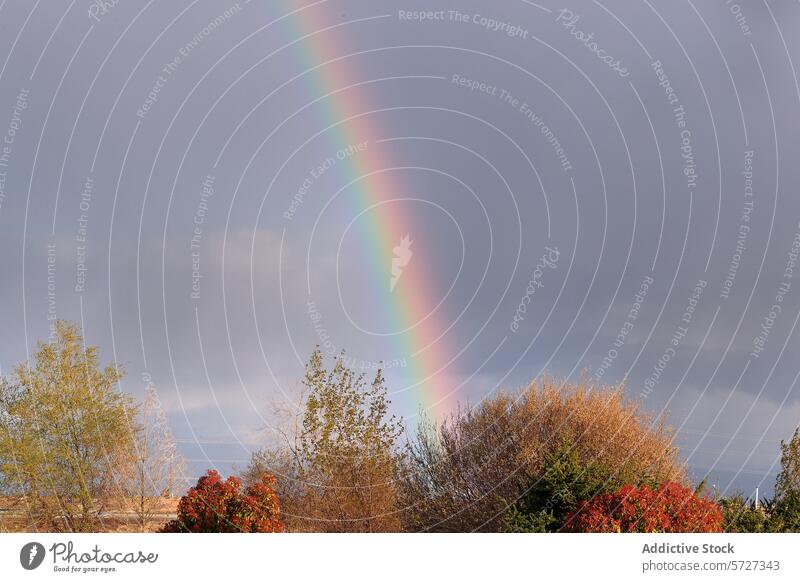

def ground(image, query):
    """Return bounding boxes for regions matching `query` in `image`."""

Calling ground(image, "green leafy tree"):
[0,322,138,532]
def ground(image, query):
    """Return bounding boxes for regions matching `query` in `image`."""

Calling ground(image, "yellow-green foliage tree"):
[298,349,404,531]
[769,428,800,531]
[249,349,404,532]
[0,321,138,532]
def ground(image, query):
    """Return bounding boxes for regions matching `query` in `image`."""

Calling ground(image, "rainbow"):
[269,1,454,415]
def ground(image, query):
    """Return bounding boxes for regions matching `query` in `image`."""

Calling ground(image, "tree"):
[399,377,685,532]
[565,482,723,532]
[0,321,138,532]
[768,428,800,531]
[246,349,405,532]
[160,470,282,533]
[775,428,800,498]
[125,383,185,531]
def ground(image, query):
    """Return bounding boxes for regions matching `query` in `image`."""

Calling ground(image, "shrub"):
[565,482,723,533]
[400,377,685,532]
[503,440,655,532]
[720,494,767,533]
[161,470,283,533]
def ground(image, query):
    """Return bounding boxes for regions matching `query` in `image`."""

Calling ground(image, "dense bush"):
[565,482,723,533]
[720,494,767,533]
[400,378,685,532]
[503,441,656,532]
[161,470,283,533]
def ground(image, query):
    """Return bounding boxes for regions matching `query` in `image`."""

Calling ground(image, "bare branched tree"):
[398,377,686,532]
[125,383,185,531]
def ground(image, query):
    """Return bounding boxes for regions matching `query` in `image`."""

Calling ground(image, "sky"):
[1,0,799,496]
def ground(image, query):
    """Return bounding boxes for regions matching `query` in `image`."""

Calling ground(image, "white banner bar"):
[1,533,799,581]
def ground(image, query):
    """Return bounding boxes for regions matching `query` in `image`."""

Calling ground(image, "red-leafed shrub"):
[160,470,283,533]
[565,482,723,533]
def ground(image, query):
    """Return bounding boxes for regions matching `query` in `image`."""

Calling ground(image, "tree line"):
[2,322,800,533]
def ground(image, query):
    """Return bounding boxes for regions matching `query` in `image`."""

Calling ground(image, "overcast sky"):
[1,0,799,494]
